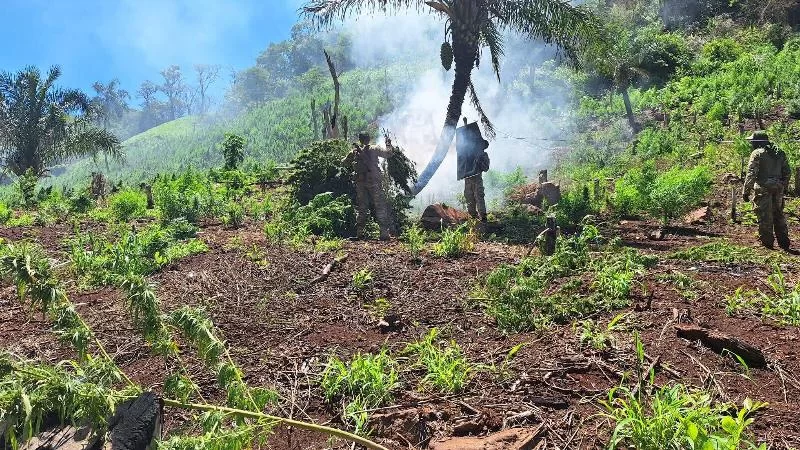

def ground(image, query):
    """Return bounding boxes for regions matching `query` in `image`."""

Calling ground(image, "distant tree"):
[159,65,186,121]
[194,64,221,115]
[0,66,122,177]
[137,80,168,130]
[303,0,600,194]
[91,79,130,129]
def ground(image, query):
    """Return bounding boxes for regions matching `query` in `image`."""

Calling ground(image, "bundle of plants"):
[385,143,418,196]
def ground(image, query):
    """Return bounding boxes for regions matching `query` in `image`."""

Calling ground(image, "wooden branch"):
[309,254,348,285]
[675,324,767,369]
[323,50,340,139]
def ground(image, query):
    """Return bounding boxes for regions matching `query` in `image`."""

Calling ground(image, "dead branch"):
[675,323,768,369]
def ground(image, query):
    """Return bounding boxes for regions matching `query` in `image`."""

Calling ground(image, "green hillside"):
[49,64,423,187]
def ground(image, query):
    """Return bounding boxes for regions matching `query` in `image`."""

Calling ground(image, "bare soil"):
[2,201,800,449]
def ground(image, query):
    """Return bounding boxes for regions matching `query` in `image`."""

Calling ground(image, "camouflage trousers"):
[753,188,790,249]
[464,175,486,220]
[355,180,393,240]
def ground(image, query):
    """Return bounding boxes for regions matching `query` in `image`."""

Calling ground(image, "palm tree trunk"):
[621,87,638,133]
[412,45,474,195]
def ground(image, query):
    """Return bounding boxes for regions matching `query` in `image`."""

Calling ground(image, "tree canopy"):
[0,66,122,177]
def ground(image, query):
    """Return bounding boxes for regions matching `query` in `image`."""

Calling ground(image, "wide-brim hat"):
[746,130,770,142]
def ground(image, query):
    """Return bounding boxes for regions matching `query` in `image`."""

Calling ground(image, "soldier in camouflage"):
[343,133,395,240]
[743,130,791,250]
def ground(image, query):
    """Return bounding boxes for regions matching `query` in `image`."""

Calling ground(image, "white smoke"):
[345,12,574,208]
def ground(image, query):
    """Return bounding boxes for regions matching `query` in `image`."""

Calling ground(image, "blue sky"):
[1,0,299,102]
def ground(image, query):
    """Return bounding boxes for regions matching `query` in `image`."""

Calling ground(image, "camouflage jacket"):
[744,147,790,196]
[343,144,392,182]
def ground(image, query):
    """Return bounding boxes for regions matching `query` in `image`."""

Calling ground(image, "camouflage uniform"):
[743,131,791,249]
[343,137,394,240]
[464,151,489,221]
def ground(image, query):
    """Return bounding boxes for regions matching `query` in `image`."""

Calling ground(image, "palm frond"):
[490,0,601,61]
[301,0,432,28]
[468,82,495,139]
[55,123,123,165]
[479,20,505,81]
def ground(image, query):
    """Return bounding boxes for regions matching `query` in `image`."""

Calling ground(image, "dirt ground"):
[2,201,800,449]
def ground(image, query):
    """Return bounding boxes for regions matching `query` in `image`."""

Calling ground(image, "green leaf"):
[720,415,739,434]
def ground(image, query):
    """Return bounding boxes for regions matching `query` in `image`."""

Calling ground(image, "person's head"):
[747,130,772,150]
[358,132,370,145]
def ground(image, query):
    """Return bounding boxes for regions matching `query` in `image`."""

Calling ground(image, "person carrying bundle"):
[342,132,396,240]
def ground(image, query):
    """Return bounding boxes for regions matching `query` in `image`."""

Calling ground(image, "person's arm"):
[743,151,760,200]
[781,152,791,190]
[375,144,394,159]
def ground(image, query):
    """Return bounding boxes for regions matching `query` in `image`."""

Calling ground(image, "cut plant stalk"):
[165,399,391,450]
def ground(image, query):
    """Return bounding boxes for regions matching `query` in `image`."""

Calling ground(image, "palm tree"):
[91,79,130,129]
[0,66,122,177]
[303,0,600,194]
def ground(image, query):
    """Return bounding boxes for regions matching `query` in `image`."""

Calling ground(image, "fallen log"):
[675,324,767,369]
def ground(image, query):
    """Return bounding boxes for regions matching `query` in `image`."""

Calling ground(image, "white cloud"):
[94,0,256,70]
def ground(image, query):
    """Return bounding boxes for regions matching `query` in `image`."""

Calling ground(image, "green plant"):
[320,350,399,435]
[658,271,699,300]
[648,166,711,225]
[401,223,426,261]
[352,268,374,293]
[16,169,39,207]
[433,224,475,258]
[671,241,766,265]
[224,202,244,229]
[603,384,766,450]
[0,202,12,224]
[403,329,472,393]
[577,313,628,351]
[477,226,654,332]
[726,267,800,326]
[109,188,148,222]
[221,133,246,171]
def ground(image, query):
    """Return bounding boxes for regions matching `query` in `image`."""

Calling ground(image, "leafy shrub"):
[223,202,244,229]
[351,268,374,293]
[153,170,223,223]
[609,163,656,218]
[403,329,472,393]
[289,192,355,238]
[648,166,711,225]
[320,350,398,434]
[221,133,245,171]
[401,223,427,261]
[69,222,207,285]
[288,140,353,205]
[555,185,601,228]
[0,203,11,224]
[726,267,800,326]
[492,205,546,244]
[433,224,475,258]
[671,241,765,264]
[15,169,38,207]
[477,226,654,332]
[109,189,148,222]
[603,384,766,450]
